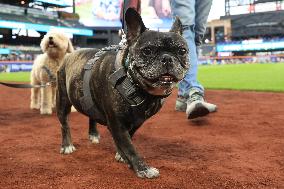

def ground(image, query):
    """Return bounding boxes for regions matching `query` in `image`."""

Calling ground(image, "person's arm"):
[120,0,141,30]
[128,0,141,14]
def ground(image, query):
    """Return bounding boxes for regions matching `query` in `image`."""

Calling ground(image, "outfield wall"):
[0,61,32,72]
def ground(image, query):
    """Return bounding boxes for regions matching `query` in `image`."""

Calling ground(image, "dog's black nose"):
[161,54,173,65]
[49,36,53,40]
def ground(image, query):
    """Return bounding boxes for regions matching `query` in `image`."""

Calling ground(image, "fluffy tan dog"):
[30,31,74,115]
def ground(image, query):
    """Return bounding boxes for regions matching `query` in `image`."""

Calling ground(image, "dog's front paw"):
[115,152,127,163]
[40,108,52,115]
[89,134,100,144]
[136,167,160,179]
[60,145,76,154]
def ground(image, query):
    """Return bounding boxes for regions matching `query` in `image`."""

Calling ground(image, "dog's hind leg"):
[30,77,40,109]
[52,86,56,109]
[88,118,100,144]
[56,73,75,154]
[40,85,53,115]
[30,87,40,109]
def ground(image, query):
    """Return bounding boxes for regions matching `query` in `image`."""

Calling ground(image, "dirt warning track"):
[0,85,283,189]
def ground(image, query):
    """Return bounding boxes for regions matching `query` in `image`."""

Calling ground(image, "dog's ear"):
[40,35,47,53]
[125,8,146,43]
[67,39,74,53]
[170,17,183,36]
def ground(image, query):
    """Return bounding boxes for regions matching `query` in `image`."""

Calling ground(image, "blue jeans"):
[171,0,212,97]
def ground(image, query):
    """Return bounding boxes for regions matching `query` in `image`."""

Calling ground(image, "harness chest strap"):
[79,46,121,118]
[41,65,56,83]
[80,58,105,119]
[109,68,145,106]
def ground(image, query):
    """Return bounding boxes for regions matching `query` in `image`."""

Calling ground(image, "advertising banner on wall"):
[0,61,33,73]
[75,0,172,29]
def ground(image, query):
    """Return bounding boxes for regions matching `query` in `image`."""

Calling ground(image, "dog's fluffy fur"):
[30,31,74,115]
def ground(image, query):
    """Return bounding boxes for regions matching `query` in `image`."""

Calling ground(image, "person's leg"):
[171,0,204,110]
[175,26,206,112]
[170,0,195,27]
[171,0,217,118]
[185,0,216,119]
[195,0,213,40]
[178,28,204,97]
[177,27,217,120]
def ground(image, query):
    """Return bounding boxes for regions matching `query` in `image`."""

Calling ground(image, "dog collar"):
[124,54,130,69]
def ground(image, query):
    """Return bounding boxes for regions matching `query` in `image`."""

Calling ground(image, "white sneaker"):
[175,95,188,112]
[186,89,217,119]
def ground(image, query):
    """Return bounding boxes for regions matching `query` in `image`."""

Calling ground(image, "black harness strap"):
[80,46,122,118]
[109,67,164,120]
[80,59,96,113]
[109,68,145,106]
[80,58,105,119]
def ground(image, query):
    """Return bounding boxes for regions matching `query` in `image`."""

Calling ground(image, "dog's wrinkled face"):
[40,31,74,58]
[129,31,189,96]
[125,9,189,96]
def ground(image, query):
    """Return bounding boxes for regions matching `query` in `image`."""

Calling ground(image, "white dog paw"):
[30,103,40,110]
[89,134,100,144]
[60,145,76,154]
[40,108,52,115]
[136,167,160,179]
[71,106,77,112]
[115,152,127,163]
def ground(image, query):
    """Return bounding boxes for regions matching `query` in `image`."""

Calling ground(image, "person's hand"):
[141,0,159,19]
[161,0,171,17]
[195,35,203,47]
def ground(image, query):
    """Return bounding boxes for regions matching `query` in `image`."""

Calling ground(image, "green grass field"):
[0,72,30,82]
[0,63,284,92]
[198,63,284,92]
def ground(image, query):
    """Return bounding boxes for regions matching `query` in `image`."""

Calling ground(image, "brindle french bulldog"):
[56,8,189,178]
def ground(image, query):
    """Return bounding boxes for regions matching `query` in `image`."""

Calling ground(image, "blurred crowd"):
[0,54,34,61]
[199,55,284,65]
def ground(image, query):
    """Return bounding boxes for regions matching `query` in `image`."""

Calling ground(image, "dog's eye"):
[142,47,152,56]
[178,48,187,56]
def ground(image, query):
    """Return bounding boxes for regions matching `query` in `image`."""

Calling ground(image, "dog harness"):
[80,45,168,120]
[42,65,56,84]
